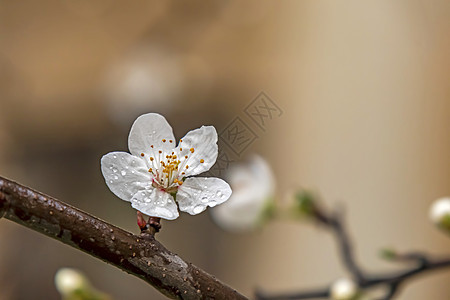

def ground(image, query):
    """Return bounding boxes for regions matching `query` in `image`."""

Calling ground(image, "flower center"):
[140,139,203,193]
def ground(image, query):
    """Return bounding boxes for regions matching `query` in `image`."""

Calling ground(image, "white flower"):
[330,278,358,300]
[210,155,275,232]
[429,197,450,229]
[101,113,232,220]
[54,268,88,296]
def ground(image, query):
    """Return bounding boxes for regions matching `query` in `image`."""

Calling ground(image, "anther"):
[190,148,195,153]
[141,153,144,157]
[162,139,166,142]
[200,159,204,163]
[169,140,173,143]
[150,157,154,161]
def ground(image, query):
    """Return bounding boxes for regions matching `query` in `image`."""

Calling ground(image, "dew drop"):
[216,191,223,197]
[121,170,127,176]
[113,168,118,173]
[109,180,114,184]
[113,155,117,159]
[113,175,119,180]
[193,206,204,214]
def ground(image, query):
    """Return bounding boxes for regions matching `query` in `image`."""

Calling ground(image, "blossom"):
[330,278,359,300]
[101,113,232,220]
[429,197,450,230]
[210,155,275,232]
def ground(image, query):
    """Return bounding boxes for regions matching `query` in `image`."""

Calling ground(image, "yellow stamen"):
[140,153,144,157]
[190,148,195,153]
[200,159,204,163]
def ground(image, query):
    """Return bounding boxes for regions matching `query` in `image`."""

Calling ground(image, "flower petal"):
[131,188,179,220]
[177,177,232,215]
[176,126,218,177]
[128,113,176,157]
[101,152,152,201]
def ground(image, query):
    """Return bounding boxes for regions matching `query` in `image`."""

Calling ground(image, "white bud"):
[330,278,358,300]
[429,197,450,228]
[54,268,88,296]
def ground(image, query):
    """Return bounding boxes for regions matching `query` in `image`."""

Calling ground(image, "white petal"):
[177,177,231,215]
[101,152,152,201]
[176,126,218,177]
[131,188,179,220]
[128,113,176,157]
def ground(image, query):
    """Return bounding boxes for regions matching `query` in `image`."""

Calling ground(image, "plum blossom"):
[210,155,275,232]
[101,113,232,220]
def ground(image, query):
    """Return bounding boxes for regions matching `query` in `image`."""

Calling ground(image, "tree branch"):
[256,200,450,300]
[0,176,247,300]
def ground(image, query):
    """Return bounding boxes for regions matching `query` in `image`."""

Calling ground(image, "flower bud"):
[330,278,358,300]
[429,197,450,230]
[54,268,89,296]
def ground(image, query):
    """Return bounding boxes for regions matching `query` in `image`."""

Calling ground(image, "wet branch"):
[0,176,247,300]
[256,201,450,300]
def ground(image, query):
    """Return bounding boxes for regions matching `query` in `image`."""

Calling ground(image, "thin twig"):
[0,176,247,300]
[257,200,450,300]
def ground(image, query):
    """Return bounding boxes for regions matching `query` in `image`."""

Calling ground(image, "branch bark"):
[0,176,247,300]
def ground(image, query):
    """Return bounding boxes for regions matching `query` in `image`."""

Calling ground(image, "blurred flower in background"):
[210,154,275,232]
[55,268,110,300]
[429,197,450,231]
[101,44,213,126]
[330,278,359,300]
[102,45,183,125]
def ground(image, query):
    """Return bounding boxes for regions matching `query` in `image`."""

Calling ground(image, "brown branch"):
[0,176,247,300]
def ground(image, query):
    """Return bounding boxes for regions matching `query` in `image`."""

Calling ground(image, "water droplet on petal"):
[193,206,204,214]
[113,175,119,180]
[121,170,127,176]
[113,168,118,173]
[216,191,223,197]
[109,180,114,184]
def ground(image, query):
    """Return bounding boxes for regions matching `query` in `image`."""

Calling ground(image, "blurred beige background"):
[1,0,450,299]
